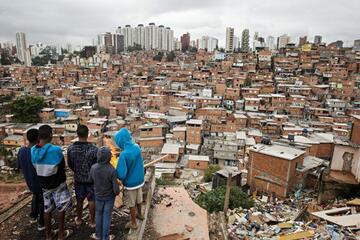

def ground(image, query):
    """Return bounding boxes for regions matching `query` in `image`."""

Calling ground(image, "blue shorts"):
[43,182,72,213]
[75,182,95,202]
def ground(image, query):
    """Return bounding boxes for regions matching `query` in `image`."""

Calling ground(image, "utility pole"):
[223,172,232,215]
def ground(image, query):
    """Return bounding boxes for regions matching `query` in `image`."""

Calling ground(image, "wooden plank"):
[0,194,32,224]
[144,155,169,168]
[278,230,314,240]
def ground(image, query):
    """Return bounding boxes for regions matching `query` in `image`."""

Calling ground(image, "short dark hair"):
[38,125,53,141]
[26,129,39,144]
[77,124,89,138]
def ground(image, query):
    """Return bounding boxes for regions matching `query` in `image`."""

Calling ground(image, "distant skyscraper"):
[225,27,234,52]
[15,32,31,66]
[241,29,250,52]
[314,35,322,44]
[135,24,145,49]
[165,27,174,51]
[299,36,307,47]
[104,32,113,53]
[180,33,190,52]
[113,33,124,54]
[354,39,360,51]
[277,34,291,49]
[266,36,275,50]
[158,25,167,50]
[198,36,218,52]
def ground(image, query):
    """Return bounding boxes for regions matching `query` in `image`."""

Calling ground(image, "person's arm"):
[16,148,22,172]
[88,167,94,183]
[116,154,128,181]
[112,170,120,195]
[67,148,74,171]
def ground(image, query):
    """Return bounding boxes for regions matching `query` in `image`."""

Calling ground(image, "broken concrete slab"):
[310,207,360,227]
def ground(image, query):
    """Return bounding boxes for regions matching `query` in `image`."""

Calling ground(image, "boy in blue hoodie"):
[17,128,44,230]
[114,128,144,230]
[31,125,72,240]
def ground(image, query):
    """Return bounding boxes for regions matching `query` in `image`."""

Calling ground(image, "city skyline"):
[0,0,359,47]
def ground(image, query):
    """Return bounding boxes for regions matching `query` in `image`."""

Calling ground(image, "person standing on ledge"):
[67,124,98,228]
[17,128,45,231]
[114,127,145,230]
[32,125,72,240]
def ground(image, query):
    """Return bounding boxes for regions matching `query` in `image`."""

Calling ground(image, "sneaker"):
[90,233,100,240]
[37,224,45,231]
[29,218,37,224]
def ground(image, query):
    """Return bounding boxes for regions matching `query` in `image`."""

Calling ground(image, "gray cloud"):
[0,0,359,47]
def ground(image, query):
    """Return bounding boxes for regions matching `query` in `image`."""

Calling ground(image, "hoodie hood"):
[31,143,63,166]
[97,146,112,164]
[31,143,52,163]
[114,128,133,150]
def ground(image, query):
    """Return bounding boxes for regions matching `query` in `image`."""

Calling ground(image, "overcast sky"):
[0,0,359,47]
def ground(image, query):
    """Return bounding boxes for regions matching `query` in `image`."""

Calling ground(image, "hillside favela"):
[0,1,359,240]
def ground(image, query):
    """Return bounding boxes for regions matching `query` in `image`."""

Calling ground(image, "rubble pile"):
[226,195,360,240]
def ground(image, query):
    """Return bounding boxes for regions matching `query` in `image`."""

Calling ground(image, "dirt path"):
[0,196,129,240]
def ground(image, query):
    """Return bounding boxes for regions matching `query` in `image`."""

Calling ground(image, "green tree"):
[196,186,254,213]
[204,164,221,182]
[153,52,163,62]
[166,51,176,62]
[128,44,142,52]
[10,96,47,123]
[1,52,12,65]
[98,107,109,116]
[189,47,198,53]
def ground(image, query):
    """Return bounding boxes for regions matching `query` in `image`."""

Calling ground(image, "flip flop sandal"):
[59,229,73,240]
[74,217,82,226]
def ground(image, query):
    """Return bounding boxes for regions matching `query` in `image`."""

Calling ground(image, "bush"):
[204,164,221,182]
[196,186,253,213]
[155,177,177,186]
[10,96,47,123]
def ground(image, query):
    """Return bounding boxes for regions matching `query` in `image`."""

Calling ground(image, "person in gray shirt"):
[89,147,120,240]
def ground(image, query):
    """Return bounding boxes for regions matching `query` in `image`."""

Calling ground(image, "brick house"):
[248,144,305,198]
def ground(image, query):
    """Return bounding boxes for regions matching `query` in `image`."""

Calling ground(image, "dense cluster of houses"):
[1,43,360,200]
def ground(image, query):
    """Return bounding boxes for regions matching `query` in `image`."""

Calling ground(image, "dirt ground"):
[0,197,130,240]
[0,181,28,213]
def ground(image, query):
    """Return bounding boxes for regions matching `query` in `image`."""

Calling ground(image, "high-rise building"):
[113,33,124,54]
[299,36,307,47]
[354,39,360,51]
[104,32,113,54]
[277,34,291,49]
[158,25,167,50]
[135,24,145,49]
[241,29,250,52]
[180,33,190,52]
[314,35,322,44]
[15,32,31,66]
[165,27,174,51]
[225,27,234,52]
[198,36,218,52]
[266,36,275,50]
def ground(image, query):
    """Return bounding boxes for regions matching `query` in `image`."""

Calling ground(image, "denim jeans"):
[30,191,44,226]
[95,195,115,240]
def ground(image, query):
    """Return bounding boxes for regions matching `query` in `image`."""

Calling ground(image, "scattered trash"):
[226,191,360,239]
